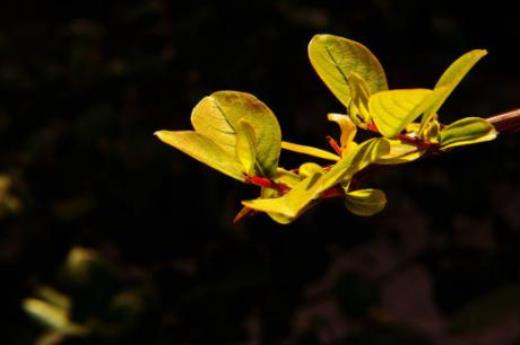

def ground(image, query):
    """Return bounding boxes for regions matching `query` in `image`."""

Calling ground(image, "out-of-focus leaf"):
[369,89,433,138]
[439,117,497,150]
[156,91,281,179]
[308,34,388,108]
[327,113,357,149]
[344,189,387,216]
[23,299,69,330]
[281,141,340,161]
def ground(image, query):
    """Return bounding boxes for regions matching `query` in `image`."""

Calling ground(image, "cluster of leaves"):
[155,34,497,224]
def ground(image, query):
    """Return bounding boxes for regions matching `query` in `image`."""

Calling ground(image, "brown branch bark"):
[486,108,520,132]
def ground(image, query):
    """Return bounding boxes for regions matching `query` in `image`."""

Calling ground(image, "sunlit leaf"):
[375,139,424,165]
[420,50,487,129]
[235,120,257,175]
[345,189,387,216]
[156,91,281,179]
[308,34,388,108]
[327,113,357,149]
[191,91,281,175]
[281,141,340,161]
[369,89,433,138]
[299,162,324,177]
[155,131,245,181]
[439,117,497,150]
[272,168,303,188]
[243,172,323,222]
[320,137,390,192]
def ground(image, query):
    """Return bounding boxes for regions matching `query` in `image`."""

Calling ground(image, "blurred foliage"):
[0,0,519,344]
[23,247,153,345]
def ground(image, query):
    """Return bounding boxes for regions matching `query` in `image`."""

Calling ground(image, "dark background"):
[1,1,519,344]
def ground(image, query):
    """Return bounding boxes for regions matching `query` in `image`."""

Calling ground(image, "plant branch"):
[486,108,520,132]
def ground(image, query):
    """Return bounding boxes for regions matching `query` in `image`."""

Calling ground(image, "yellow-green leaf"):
[308,34,388,108]
[191,91,281,176]
[420,50,487,129]
[369,89,433,138]
[299,162,324,177]
[244,138,389,223]
[156,91,282,179]
[272,168,303,188]
[281,141,340,161]
[327,113,357,149]
[439,117,497,150]
[235,120,257,175]
[319,137,390,192]
[243,172,323,222]
[375,139,424,165]
[345,189,387,216]
[155,131,245,181]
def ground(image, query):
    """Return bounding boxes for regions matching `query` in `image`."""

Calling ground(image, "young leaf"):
[439,117,497,150]
[156,91,282,180]
[243,172,323,222]
[375,140,424,165]
[420,50,488,129]
[281,141,340,161]
[369,89,433,138]
[319,137,390,192]
[245,138,389,223]
[327,113,357,149]
[191,91,281,176]
[345,189,387,216]
[299,162,324,177]
[155,131,245,181]
[308,34,388,108]
[235,120,257,175]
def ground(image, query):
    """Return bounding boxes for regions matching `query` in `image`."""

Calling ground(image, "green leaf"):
[281,141,340,161]
[439,117,497,150]
[156,91,282,179]
[345,189,387,216]
[308,34,388,108]
[299,162,324,177]
[235,120,257,175]
[327,113,357,149]
[375,139,424,165]
[155,131,245,181]
[191,91,281,176]
[369,89,433,138]
[243,172,323,222]
[244,138,389,223]
[319,137,390,192]
[420,50,487,129]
